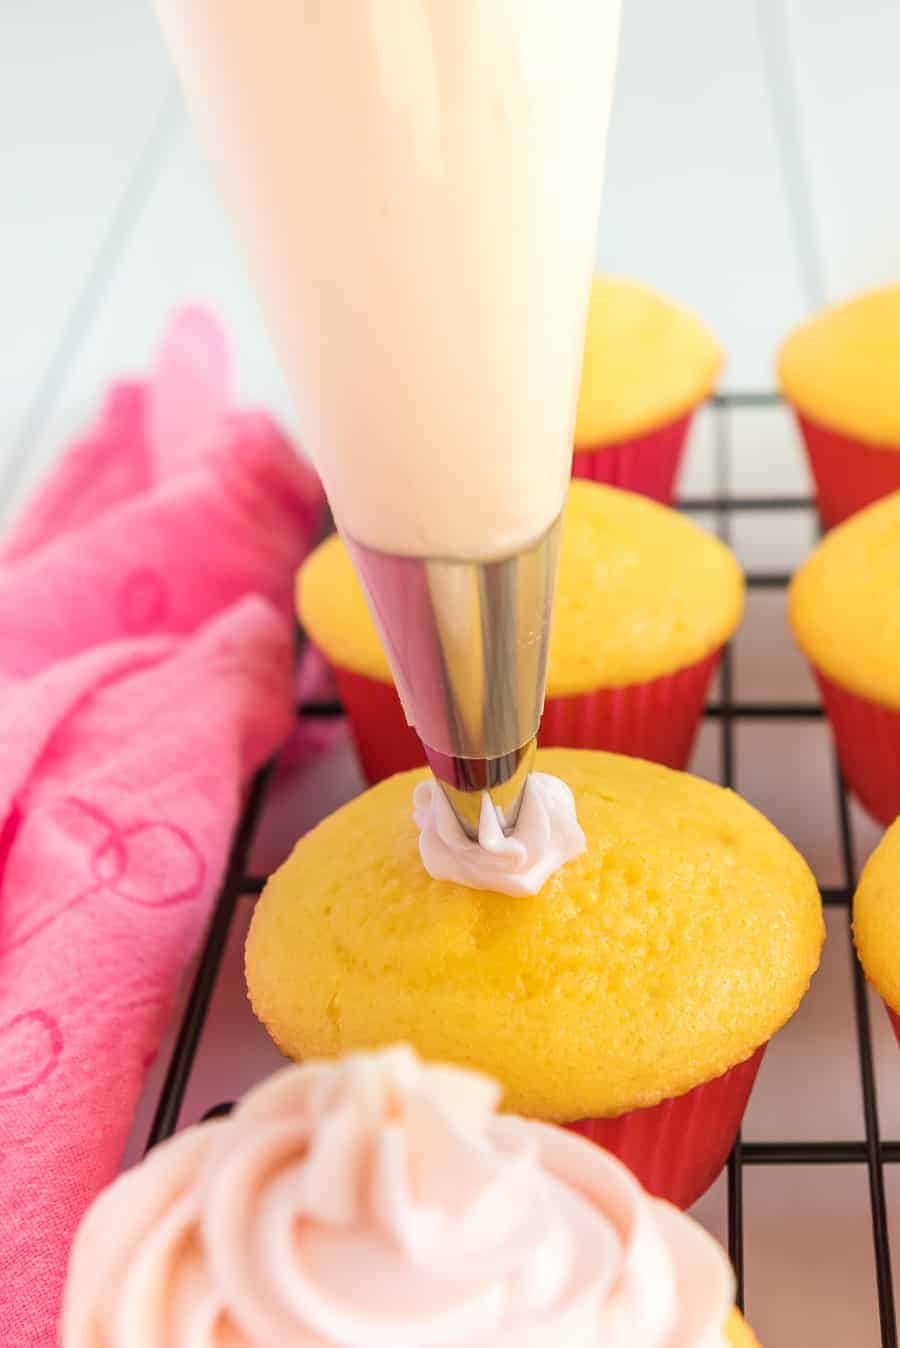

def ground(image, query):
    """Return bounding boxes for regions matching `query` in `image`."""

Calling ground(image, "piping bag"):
[155,0,622,838]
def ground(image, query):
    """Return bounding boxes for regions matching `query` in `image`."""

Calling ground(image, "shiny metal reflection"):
[346,514,561,838]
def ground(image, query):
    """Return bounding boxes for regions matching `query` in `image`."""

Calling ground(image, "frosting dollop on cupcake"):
[413,773,587,897]
[63,1046,735,1347]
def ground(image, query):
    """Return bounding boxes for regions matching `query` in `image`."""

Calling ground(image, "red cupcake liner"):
[813,670,900,826]
[793,411,900,529]
[886,1005,900,1047]
[564,1045,766,1210]
[571,411,694,505]
[336,649,721,784]
[335,668,425,783]
[538,650,720,770]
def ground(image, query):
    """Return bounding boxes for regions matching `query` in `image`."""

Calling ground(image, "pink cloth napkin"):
[0,309,324,1346]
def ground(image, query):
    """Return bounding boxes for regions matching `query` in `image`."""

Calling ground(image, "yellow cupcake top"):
[299,481,744,696]
[726,1311,761,1348]
[789,491,900,709]
[854,819,900,1014]
[574,274,723,447]
[246,748,823,1121]
[778,284,900,447]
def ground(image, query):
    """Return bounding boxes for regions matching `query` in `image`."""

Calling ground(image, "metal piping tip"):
[424,737,536,840]
[345,513,562,848]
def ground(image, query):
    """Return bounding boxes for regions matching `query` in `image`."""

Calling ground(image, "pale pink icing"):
[413,773,587,897]
[62,1047,733,1347]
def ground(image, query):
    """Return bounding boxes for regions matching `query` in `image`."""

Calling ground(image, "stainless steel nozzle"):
[346,513,562,838]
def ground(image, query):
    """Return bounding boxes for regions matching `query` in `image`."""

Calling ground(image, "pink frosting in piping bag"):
[62,1047,733,1347]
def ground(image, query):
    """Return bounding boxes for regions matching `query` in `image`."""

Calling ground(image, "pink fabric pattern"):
[0,308,324,1347]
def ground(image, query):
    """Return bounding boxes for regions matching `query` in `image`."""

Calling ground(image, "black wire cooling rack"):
[143,391,898,1347]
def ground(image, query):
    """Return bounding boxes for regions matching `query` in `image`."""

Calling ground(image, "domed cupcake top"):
[778,284,900,447]
[789,491,900,708]
[299,481,744,696]
[854,818,900,1015]
[247,749,823,1121]
[63,1047,739,1348]
[574,275,723,448]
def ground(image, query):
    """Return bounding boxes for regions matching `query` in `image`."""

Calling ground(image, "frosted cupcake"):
[778,284,900,527]
[789,491,900,825]
[63,1046,759,1347]
[572,275,723,503]
[299,481,743,782]
[247,750,823,1209]
[854,818,900,1045]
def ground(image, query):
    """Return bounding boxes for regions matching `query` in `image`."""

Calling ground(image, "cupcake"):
[63,1045,759,1347]
[778,284,900,527]
[854,819,900,1044]
[571,275,723,503]
[299,481,744,783]
[247,749,823,1209]
[789,491,900,825]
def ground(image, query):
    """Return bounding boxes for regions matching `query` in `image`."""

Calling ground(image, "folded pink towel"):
[0,310,324,1346]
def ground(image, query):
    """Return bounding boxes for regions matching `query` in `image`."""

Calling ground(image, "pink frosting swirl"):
[63,1047,734,1347]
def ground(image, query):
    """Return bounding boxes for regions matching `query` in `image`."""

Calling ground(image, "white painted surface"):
[599,0,811,389]
[0,1,175,493]
[783,0,900,303]
[18,119,295,510]
[5,1,900,1342]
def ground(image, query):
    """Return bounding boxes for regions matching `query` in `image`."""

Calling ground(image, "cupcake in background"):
[572,275,723,503]
[63,1045,759,1347]
[247,749,823,1210]
[789,491,900,825]
[854,820,900,1046]
[299,480,744,783]
[778,284,900,527]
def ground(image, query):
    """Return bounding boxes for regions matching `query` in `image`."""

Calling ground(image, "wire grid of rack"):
[142,390,898,1347]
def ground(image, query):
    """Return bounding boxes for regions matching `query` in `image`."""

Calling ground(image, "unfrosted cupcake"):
[247,749,823,1209]
[854,819,900,1044]
[299,481,744,782]
[789,491,900,824]
[63,1046,759,1347]
[572,275,723,503]
[778,284,900,527]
